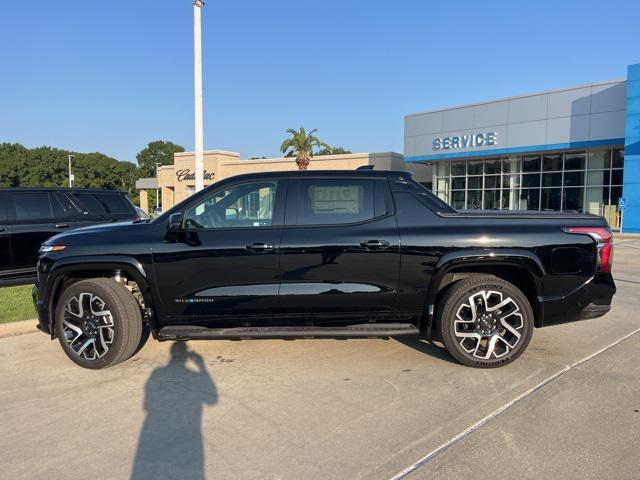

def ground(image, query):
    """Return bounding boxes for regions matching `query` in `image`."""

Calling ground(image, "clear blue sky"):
[1,0,638,163]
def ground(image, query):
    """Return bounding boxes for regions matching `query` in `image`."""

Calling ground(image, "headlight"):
[39,245,66,253]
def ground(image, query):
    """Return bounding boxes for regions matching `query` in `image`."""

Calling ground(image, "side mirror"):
[168,213,183,233]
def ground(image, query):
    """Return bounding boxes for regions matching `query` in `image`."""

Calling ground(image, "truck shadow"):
[393,335,459,365]
[131,341,217,480]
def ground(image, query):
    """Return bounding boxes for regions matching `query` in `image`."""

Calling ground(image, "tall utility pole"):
[193,0,205,192]
[67,154,75,187]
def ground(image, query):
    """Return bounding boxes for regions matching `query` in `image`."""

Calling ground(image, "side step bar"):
[157,323,420,340]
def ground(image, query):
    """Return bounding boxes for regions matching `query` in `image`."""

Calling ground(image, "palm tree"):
[280,127,329,170]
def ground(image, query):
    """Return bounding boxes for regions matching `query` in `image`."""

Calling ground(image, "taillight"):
[563,227,613,272]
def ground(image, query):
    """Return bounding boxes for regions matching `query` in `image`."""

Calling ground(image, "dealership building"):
[138,63,639,231]
[405,63,640,232]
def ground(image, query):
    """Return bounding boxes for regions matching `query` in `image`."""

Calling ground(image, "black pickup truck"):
[33,170,615,369]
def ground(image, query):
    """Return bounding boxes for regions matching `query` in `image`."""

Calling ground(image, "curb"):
[0,320,39,339]
[614,233,640,240]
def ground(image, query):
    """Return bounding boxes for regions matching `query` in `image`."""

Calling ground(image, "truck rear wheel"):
[54,278,143,369]
[436,275,534,368]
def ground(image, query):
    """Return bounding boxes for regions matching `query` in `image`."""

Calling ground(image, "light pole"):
[193,0,205,192]
[67,154,75,187]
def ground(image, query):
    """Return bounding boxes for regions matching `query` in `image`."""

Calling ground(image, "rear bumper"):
[579,302,611,319]
[539,273,615,326]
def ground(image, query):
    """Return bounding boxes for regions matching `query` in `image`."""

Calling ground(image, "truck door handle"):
[55,223,70,229]
[246,242,274,252]
[360,240,390,250]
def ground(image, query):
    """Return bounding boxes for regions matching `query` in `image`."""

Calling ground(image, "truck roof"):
[0,187,127,193]
[215,169,411,183]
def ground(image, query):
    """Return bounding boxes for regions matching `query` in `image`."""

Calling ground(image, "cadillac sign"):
[176,169,215,182]
[432,132,497,151]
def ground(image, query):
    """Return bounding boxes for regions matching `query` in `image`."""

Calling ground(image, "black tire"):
[55,278,143,369]
[436,275,534,368]
[134,324,151,356]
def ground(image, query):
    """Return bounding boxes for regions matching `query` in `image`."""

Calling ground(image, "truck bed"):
[443,209,602,219]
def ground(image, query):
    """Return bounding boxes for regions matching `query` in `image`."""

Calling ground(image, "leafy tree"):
[279,128,329,170]
[136,140,184,177]
[0,143,140,203]
[315,146,352,156]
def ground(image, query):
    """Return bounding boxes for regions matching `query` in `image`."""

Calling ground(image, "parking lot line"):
[388,326,640,480]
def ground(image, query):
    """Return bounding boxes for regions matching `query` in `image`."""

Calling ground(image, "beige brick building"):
[136,150,430,213]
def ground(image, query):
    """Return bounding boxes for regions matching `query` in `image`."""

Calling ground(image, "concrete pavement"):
[403,331,640,480]
[0,241,639,480]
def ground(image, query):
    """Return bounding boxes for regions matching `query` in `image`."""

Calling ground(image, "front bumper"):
[32,283,51,335]
[32,255,59,336]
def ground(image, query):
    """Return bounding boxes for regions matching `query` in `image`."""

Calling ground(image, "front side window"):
[298,179,374,225]
[185,181,278,229]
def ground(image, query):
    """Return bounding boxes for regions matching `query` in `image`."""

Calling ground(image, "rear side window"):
[50,193,75,218]
[71,193,106,214]
[94,193,134,214]
[51,192,79,216]
[388,175,456,214]
[405,180,455,213]
[50,194,66,218]
[298,179,375,225]
[12,192,53,222]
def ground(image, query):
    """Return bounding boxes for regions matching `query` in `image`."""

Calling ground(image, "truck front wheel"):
[54,278,143,369]
[436,275,534,368]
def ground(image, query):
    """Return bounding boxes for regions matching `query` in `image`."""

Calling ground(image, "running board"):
[157,323,419,340]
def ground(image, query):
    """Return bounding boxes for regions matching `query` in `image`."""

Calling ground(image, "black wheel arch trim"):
[423,249,546,332]
[43,255,154,338]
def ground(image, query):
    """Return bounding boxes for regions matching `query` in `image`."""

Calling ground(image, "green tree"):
[279,128,329,170]
[136,140,184,177]
[0,142,141,203]
[315,146,352,156]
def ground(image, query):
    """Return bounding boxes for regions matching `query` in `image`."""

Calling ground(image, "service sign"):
[432,132,497,151]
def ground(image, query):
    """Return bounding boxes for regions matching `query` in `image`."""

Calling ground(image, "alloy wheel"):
[453,290,524,359]
[62,292,115,360]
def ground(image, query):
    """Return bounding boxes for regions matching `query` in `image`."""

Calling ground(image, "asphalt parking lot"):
[1,240,639,480]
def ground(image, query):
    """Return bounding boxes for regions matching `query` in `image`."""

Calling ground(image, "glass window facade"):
[433,147,624,227]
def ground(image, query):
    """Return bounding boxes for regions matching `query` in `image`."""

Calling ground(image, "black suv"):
[33,170,615,369]
[0,188,139,286]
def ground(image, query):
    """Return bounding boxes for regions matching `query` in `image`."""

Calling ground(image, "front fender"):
[47,255,147,280]
[39,255,152,337]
